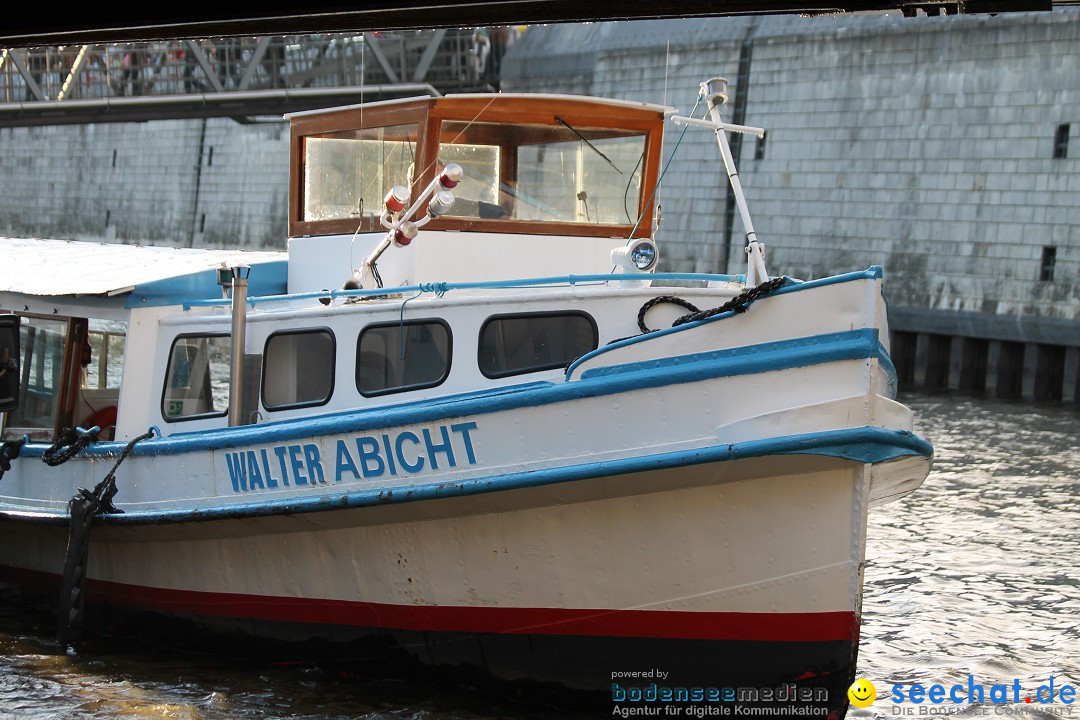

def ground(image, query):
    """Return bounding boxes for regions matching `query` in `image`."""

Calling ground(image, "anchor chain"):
[0,438,24,481]
[42,426,99,467]
[637,276,787,334]
[56,429,153,646]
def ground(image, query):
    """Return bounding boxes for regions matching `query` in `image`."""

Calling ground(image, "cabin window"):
[437,120,646,225]
[2,315,69,439]
[356,320,451,397]
[262,329,335,410]
[302,123,419,222]
[77,319,126,440]
[478,312,598,379]
[162,334,231,421]
[84,319,126,391]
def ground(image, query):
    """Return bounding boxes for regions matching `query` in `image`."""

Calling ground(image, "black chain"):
[42,427,100,467]
[0,438,25,481]
[636,276,787,334]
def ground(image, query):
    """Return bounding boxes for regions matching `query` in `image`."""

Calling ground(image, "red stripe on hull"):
[0,565,856,642]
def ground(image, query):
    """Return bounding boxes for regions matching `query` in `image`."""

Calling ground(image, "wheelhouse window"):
[479,312,598,379]
[263,329,335,410]
[356,320,451,397]
[437,119,647,226]
[301,123,419,222]
[162,334,230,421]
[289,97,664,239]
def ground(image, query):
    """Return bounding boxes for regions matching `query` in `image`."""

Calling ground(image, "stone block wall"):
[0,118,288,250]
[503,12,1080,328]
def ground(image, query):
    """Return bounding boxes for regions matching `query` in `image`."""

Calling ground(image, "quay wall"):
[501,10,1080,402]
[1,11,1079,401]
[0,119,289,250]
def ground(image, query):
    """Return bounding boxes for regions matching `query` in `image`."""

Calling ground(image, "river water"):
[0,394,1076,720]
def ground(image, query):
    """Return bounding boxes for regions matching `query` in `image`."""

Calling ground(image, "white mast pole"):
[699,77,769,286]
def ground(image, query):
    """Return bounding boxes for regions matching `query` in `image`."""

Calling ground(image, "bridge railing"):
[0,28,520,103]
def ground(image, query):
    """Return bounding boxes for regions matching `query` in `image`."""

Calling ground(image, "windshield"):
[437,119,646,226]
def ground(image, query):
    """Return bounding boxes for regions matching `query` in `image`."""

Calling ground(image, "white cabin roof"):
[0,237,286,307]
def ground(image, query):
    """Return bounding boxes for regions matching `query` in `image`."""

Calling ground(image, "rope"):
[56,428,154,646]
[636,295,701,334]
[0,438,24,481]
[42,426,99,467]
[91,429,155,515]
[632,276,788,336]
[671,276,787,327]
[618,91,705,253]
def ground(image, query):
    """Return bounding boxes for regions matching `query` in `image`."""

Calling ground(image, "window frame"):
[1,313,84,442]
[261,327,337,412]
[289,101,430,238]
[477,310,598,380]
[287,96,665,240]
[355,318,453,398]
[160,332,231,423]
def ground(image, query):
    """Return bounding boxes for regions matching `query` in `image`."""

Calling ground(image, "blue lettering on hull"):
[225,422,478,494]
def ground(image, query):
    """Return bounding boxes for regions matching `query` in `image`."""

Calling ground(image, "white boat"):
[0,79,931,715]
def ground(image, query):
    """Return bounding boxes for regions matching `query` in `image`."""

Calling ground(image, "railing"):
[0,28,521,103]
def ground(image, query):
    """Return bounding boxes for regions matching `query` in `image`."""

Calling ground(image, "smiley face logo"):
[848,678,877,708]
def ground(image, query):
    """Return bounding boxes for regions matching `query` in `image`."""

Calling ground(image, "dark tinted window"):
[356,320,451,396]
[479,312,597,378]
[263,329,335,410]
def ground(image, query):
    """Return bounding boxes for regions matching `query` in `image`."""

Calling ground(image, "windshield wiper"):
[555,116,623,175]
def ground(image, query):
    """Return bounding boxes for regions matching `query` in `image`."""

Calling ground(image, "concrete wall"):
[502,11,1080,331]
[0,118,288,250]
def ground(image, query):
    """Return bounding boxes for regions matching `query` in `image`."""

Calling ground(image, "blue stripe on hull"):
[3,426,931,526]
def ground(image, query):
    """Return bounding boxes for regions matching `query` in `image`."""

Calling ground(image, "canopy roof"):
[0,237,287,307]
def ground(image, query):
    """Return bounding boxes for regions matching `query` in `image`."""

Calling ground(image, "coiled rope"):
[42,426,99,467]
[636,276,787,334]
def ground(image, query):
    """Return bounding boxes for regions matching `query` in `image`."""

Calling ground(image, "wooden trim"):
[55,317,87,437]
[289,105,430,238]
[423,217,642,239]
[635,120,666,236]
[1,313,86,441]
[288,99,434,137]
[288,123,303,237]
[288,95,666,241]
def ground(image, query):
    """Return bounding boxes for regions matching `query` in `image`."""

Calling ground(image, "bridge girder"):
[0,0,1059,47]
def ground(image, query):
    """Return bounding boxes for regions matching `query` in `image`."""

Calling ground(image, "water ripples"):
[857,396,1079,716]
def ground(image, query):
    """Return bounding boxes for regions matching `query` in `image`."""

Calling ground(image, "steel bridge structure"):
[0,29,511,127]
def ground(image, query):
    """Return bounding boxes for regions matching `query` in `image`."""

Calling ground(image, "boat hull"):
[0,451,912,714]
